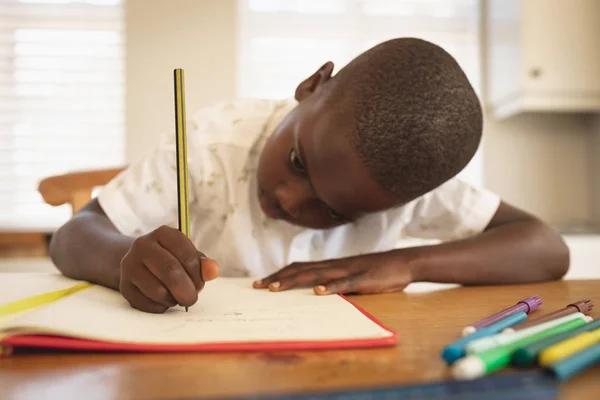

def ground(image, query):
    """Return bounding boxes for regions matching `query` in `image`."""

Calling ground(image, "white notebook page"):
[0,276,393,345]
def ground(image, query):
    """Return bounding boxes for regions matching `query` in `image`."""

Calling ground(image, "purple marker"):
[462,296,542,337]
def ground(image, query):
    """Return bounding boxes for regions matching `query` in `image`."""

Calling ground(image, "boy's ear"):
[294,61,335,101]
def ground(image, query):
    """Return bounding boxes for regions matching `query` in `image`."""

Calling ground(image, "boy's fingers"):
[313,273,369,295]
[129,265,178,307]
[200,258,220,282]
[258,263,309,284]
[252,280,268,289]
[253,260,335,288]
[268,267,352,292]
[122,282,170,314]
[155,226,204,290]
[253,267,309,288]
[142,242,198,307]
[253,272,283,288]
[317,268,411,295]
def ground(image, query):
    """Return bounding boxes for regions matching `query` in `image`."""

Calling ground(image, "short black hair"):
[327,38,482,201]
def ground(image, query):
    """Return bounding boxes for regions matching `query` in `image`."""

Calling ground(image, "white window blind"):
[237,0,483,186]
[0,0,125,231]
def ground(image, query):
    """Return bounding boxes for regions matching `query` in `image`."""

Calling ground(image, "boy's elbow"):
[48,219,81,279]
[48,224,68,275]
[550,238,569,280]
[538,222,570,281]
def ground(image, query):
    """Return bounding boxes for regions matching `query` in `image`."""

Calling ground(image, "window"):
[0,0,125,231]
[237,0,483,186]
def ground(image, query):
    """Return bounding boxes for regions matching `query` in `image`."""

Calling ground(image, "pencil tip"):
[185,307,188,312]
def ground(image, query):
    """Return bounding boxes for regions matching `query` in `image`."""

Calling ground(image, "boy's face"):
[256,63,400,229]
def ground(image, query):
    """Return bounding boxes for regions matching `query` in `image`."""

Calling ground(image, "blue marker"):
[548,341,600,381]
[442,311,528,365]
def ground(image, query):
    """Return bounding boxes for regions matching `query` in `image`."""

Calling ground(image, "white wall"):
[478,0,596,227]
[125,0,236,163]
[592,115,600,224]
[483,114,594,227]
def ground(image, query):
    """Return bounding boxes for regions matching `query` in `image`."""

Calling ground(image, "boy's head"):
[257,38,482,229]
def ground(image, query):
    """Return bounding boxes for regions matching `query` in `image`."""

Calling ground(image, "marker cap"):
[520,296,543,313]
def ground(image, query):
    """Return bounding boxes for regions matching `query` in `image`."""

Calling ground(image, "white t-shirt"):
[98,98,500,278]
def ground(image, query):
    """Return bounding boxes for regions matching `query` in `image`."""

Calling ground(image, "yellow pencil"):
[539,327,600,366]
[174,68,190,312]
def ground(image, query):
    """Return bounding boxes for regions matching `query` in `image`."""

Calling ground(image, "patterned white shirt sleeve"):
[97,130,193,237]
[96,98,282,243]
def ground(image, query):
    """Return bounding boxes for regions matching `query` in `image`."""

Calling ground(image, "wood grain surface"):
[1,280,599,400]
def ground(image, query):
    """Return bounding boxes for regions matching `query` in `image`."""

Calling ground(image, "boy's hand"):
[252,251,412,295]
[119,225,219,313]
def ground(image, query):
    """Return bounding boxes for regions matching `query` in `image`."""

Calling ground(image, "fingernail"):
[270,281,280,289]
[253,280,263,288]
[254,279,262,285]
[315,285,327,293]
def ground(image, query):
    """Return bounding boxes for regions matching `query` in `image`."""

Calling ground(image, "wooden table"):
[1,280,599,400]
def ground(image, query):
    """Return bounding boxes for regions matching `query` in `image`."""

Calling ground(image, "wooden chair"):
[38,167,125,214]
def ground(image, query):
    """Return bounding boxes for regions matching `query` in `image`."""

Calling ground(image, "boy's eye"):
[326,205,345,222]
[289,149,305,172]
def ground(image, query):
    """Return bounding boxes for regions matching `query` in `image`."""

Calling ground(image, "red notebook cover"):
[1,295,397,354]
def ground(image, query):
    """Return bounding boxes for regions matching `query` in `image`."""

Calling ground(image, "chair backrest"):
[38,167,125,214]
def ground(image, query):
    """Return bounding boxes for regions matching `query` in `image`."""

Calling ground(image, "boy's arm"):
[50,198,219,313]
[50,101,235,312]
[408,201,569,285]
[49,198,133,290]
[254,201,570,294]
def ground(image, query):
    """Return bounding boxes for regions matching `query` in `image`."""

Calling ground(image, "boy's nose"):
[275,181,311,219]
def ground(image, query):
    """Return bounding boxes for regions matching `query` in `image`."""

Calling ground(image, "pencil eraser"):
[462,326,476,337]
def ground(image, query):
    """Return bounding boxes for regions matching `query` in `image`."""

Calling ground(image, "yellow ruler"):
[0,283,92,318]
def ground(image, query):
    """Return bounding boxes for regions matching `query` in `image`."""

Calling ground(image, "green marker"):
[453,317,589,380]
[513,318,600,366]
[466,312,590,355]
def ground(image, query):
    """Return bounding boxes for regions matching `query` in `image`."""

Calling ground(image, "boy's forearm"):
[49,210,133,290]
[405,219,569,285]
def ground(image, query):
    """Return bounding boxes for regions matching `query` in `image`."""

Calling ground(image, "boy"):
[49,38,569,314]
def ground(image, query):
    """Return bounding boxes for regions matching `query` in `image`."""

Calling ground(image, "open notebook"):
[0,274,396,353]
